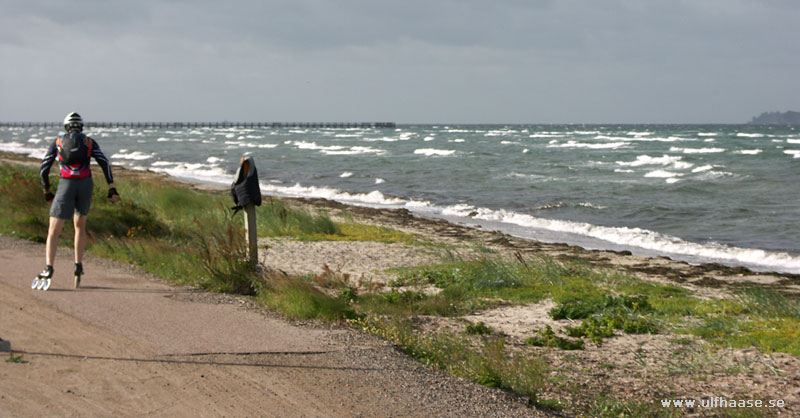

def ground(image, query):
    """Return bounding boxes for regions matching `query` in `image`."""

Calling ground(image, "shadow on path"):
[47,286,193,294]
[15,350,384,373]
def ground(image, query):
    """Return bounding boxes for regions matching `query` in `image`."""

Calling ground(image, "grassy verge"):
[2,159,797,415]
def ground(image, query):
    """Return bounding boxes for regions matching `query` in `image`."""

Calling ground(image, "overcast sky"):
[1,0,798,123]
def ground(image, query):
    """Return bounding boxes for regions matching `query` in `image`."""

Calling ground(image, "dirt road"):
[0,238,542,417]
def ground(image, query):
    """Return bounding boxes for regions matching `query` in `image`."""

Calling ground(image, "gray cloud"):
[1,0,798,123]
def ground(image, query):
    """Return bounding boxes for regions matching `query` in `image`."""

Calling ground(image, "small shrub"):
[525,325,585,350]
[338,286,358,303]
[465,321,494,335]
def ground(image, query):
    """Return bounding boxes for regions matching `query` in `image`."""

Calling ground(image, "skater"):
[33,112,119,290]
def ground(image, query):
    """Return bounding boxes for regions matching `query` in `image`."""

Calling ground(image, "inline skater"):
[33,112,119,290]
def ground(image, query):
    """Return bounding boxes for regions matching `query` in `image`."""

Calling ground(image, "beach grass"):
[2,157,799,414]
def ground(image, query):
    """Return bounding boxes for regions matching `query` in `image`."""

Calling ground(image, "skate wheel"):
[74,275,81,289]
[36,278,46,290]
[32,278,40,289]
[42,278,51,291]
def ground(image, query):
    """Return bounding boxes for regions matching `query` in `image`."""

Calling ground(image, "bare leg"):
[46,217,67,266]
[73,214,88,264]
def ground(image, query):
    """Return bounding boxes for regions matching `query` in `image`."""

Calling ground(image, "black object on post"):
[231,156,262,211]
[230,157,262,270]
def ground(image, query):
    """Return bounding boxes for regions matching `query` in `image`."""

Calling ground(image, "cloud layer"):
[2,0,798,123]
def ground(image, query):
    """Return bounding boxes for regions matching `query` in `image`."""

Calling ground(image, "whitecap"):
[644,170,681,178]
[548,141,628,149]
[528,133,565,138]
[784,150,800,159]
[111,151,155,160]
[691,165,714,173]
[670,147,726,154]
[735,149,762,155]
[617,155,686,168]
[414,148,456,157]
[207,157,224,163]
[737,133,764,138]
[375,178,385,184]
[340,172,353,178]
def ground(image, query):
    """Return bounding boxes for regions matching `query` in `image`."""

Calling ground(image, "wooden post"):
[244,203,258,270]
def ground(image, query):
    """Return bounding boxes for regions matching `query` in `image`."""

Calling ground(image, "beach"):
[1,151,799,416]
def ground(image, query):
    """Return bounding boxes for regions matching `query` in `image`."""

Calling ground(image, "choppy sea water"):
[2,124,799,273]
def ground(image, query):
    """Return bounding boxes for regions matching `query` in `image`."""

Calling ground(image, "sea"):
[2,124,798,274]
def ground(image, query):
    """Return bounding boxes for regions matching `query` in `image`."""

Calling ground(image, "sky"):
[1,0,798,124]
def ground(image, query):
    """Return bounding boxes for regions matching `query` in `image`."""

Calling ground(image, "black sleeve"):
[90,138,114,185]
[40,140,58,191]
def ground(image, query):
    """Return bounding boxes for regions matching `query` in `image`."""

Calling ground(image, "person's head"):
[63,112,83,132]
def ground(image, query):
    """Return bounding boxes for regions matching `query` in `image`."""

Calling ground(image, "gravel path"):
[0,237,546,417]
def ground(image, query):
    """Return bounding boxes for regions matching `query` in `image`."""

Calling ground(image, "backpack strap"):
[86,136,93,157]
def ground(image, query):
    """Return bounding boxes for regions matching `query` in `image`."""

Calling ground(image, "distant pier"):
[0,121,396,129]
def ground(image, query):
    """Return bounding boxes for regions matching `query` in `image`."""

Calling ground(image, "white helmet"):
[63,112,83,131]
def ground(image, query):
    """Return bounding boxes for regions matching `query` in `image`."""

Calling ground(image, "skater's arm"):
[89,138,114,185]
[40,140,58,191]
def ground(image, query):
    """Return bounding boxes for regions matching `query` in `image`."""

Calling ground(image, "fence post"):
[244,204,258,270]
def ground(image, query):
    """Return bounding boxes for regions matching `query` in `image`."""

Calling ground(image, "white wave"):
[207,157,224,164]
[375,178,385,184]
[626,131,652,136]
[528,133,565,138]
[785,150,800,159]
[501,141,521,145]
[548,141,628,149]
[666,178,681,184]
[151,161,180,167]
[593,135,631,141]
[452,207,800,273]
[786,139,800,144]
[0,141,48,159]
[150,163,231,185]
[698,133,718,137]
[737,133,764,138]
[523,149,530,153]
[670,147,726,154]
[225,140,278,149]
[691,165,714,173]
[340,172,353,178]
[625,136,690,142]
[451,139,465,143]
[617,155,691,170]
[735,149,762,155]
[570,131,600,135]
[704,138,716,142]
[260,182,412,207]
[363,136,401,142]
[111,151,154,160]
[292,141,344,151]
[322,146,385,156]
[414,148,456,157]
[645,170,681,178]
[27,138,42,144]
[444,129,471,133]
[334,133,363,138]
[423,136,435,141]
[156,137,171,142]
